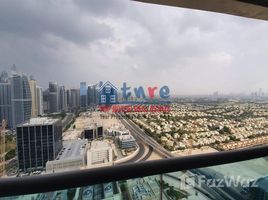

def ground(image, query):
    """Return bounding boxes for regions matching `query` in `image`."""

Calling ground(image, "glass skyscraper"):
[10,71,32,128]
[70,89,80,109]
[59,86,67,112]
[80,82,87,108]
[16,118,62,172]
[36,86,43,116]
[48,82,59,113]
[87,84,98,106]
[0,71,12,128]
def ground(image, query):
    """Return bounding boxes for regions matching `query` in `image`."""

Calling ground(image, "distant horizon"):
[1,1,268,95]
[2,65,268,97]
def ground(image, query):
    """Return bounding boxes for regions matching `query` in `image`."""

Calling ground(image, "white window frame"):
[110,95,116,103]
[101,95,106,103]
[105,85,111,93]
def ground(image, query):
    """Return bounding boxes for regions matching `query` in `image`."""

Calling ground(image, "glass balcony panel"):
[0,175,162,200]
[163,156,268,200]
[1,156,268,199]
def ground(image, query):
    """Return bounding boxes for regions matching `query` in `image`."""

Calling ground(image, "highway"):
[119,114,243,200]
[116,115,159,164]
[119,115,174,158]
[117,142,146,165]
[62,113,75,130]
[141,146,153,161]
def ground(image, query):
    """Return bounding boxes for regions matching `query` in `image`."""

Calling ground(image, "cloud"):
[74,0,126,16]
[0,0,112,44]
[0,0,268,95]
[208,52,233,65]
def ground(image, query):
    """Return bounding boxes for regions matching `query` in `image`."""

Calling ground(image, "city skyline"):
[3,66,268,98]
[1,1,268,199]
[1,1,268,95]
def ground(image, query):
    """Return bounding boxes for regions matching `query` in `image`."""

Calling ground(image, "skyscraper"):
[70,89,80,109]
[87,84,98,106]
[29,77,38,117]
[59,86,67,112]
[36,86,43,116]
[0,71,12,128]
[16,118,62,172]
[42,89,49,114]
[48,82,59,113]
[66,89,71,109]
[10,69,32,127]
[80,82,87,108]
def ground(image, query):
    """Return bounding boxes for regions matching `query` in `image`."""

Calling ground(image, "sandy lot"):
[172,146,218,157]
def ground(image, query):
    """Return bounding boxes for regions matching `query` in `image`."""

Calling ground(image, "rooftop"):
[57,140,88,160]
[90,140,110,150]
[18,117,60,127]
[118,135,135,141]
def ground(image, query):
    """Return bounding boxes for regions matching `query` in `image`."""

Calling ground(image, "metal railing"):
[0,144,268,197]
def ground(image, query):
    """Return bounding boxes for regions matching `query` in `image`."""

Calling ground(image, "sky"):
[1,0,268,95]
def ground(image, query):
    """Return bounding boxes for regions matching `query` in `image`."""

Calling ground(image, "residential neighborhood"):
[126,102,268,154]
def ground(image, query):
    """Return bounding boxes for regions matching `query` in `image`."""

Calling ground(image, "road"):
[141,146,153,161]
[116,116,157,164]
[62,113,75,130]
[119,115,173,158]
[118,142,146,164]
[119,114,243,200]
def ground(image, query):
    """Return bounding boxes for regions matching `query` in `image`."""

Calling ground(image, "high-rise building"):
[48,82,59,113]
[29,77,38,117]
[16,117,62,172]
[0,71,8,83]
[83,123,103,141]
[66,89,71,109]
[59,86,67,112]
[0,71,12,128]
[42,89,49,114]
[87,84,98,106]
[36,86,43,116]
[10,69,32,127]
[80,82,87,108]
[70,89,80,109]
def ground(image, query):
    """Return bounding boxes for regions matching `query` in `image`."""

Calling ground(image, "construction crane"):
[0,119,6,177]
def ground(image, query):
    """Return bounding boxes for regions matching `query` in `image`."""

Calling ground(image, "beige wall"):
[29,79,38,117]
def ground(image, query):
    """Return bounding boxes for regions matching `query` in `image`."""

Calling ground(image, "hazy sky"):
[1,0,268,95]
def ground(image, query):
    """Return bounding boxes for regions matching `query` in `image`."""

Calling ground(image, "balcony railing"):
[0,144,268,199]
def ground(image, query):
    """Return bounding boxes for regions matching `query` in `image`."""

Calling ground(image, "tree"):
[223,126,231,133]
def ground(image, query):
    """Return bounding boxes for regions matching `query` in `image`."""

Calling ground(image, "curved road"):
[116,115,164,164]
[141,146,153,161]
[119,115,173,158]
[118,142,146,165]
